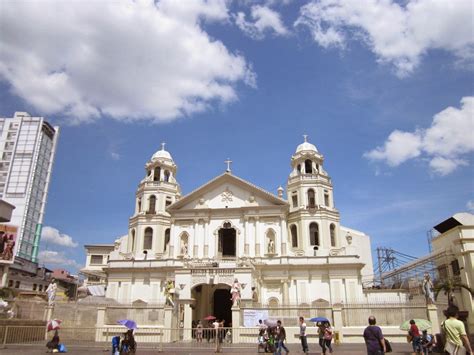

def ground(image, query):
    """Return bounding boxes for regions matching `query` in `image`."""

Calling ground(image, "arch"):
[307,188,316,208]
[154,167,161,181]
[137,198,142,213]
[330,224,336,247]
[309,222,319,246]
[290,224,298,248]
[297,164,301,173]
[164,228,170,251]
[131,229,136,252]
[305,159,313,174]
[148,195,156,214]
[143,227,153,249]
[164,170,170,182]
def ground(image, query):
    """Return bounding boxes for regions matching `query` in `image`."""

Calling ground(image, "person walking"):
[274,320,289,355]
[409,319,422,354]
[318,321,334,354]
[363,316,386,355]
[441,305,472,355]
[196,320,203,343]
[299,316,309,354]
[420,329,436,355]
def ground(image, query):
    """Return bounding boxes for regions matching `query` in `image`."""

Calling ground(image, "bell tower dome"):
[286,136,341,256]
[127,143,181,259]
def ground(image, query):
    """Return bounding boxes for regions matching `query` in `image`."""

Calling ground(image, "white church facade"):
[83,138,374,329]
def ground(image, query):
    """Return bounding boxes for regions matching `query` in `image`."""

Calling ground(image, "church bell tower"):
[286,136,341,256]
[127,143,181,258]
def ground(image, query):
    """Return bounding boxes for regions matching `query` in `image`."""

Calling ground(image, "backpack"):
[324,328,333,340]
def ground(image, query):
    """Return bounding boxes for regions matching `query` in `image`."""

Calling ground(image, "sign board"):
[0,225,18,264]
[243,309,269,327]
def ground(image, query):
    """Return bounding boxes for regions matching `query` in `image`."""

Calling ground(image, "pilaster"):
[427,304,440,334]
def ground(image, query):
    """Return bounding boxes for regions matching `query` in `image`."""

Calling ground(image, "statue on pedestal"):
[230,278,241,307]
[165,280,175,307]
[46,279,57,306]
[422,273,435,304]
[180,241,188,256]
[267,239,275,254]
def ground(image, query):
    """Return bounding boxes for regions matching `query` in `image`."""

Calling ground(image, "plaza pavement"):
[0,342,416,354]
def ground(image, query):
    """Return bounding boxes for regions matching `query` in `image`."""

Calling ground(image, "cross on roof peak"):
[224,158,232,173]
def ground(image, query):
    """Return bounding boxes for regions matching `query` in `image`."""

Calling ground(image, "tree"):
[434,279,474,306]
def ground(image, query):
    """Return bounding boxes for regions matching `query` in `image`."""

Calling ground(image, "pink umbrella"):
[47,319,62,332]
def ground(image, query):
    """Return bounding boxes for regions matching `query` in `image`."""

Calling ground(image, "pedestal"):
[427,304,440,334]
[164,306,174,342]
[232,306,241,343]
[183,304,193,341]
[332,304,343,344]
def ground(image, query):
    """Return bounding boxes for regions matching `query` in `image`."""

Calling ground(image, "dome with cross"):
[296,135,318,153]
[152,142,173,161]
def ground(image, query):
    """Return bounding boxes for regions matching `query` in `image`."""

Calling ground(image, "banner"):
[0,225,18,264]
[243,309,269,327]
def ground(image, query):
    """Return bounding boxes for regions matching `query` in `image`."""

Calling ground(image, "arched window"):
[164,228,170,251]
[144,227,153,249]
[290,225,298,248]
[137,198,142,213]
[154,167,161,181]
[131,229,136,252]
[164,170,170,182]
[268,297,279,308]
[307,189,316,208]
[330,224,336,247]
[305,159,313,174]
[148,195,156,214]
[309,222,319,246]
[297,164,301,173]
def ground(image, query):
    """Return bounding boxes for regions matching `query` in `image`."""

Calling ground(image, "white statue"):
[230,278,241,306]
[181,241,188,256]
[422,273,435,304]
[46,279,57,306]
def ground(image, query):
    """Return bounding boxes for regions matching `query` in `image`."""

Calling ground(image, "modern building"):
[0,112,59,263]
[83,138,375,330]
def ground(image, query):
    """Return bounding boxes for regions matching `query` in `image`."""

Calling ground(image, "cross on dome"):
[161,142,166,150]
[224,158,232,173]
[303,134,308,142]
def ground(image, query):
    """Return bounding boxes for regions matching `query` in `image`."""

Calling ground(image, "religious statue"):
[251,286,258,303]
[267,239,275,254]
[46,279,57,306]
[422,273,435,304]
[164,280,175,307]
[180,241,188,256]
[230,278,241,307]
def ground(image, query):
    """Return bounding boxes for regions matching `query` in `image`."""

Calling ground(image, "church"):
[83,137,374,329]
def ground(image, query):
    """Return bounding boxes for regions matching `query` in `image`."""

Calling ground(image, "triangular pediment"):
[168,173,288,211]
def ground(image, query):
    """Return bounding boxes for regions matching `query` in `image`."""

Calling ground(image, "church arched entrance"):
[218,226,236,257]
[191,284,232,327]
[213,289,232,327]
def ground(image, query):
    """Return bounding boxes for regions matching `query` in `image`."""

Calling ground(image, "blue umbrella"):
[310,317,329,323]
[117,319,138,330]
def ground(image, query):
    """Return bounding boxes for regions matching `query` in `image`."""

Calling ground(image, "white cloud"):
[467,200,474,212]
[0,0,255,123]
[365,96,474,175]
[235,5,289,40]
[38,250,82,269]
[41,226,78,248]
[295,0,474,77]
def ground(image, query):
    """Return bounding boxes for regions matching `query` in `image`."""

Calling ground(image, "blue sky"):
[0,0,473,274]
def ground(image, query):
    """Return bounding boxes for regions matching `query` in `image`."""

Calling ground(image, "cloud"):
[467,200,474,212]
[38,250,82,269]
[41,226,78,248]
[235,5,289,40]
[0,0,255,123]
[364,96,474,175]
[295,0,474,77]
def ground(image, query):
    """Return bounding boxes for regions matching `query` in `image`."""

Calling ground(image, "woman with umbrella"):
[117,319,137,354]
[46,319,61,353]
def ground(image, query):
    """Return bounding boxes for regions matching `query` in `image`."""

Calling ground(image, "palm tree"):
[434,279,474,306]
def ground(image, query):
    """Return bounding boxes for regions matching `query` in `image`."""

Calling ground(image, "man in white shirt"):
[299,316,309,353]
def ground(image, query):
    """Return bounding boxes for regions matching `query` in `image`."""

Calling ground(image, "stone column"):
[183,304,193,341]
[282,281,289,305]
[332,303,343,344]
[193,219,199,257]
[232,306,241,343]
[204,219,209,258]
[280,216,287,256]
[427,304,440,334]
[44,305,54,322]
[255,217,260,257]
[244,217,249,256]
[164,306,174,342]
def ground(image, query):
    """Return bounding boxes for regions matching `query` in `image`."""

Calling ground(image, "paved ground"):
[0,342,416,354]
